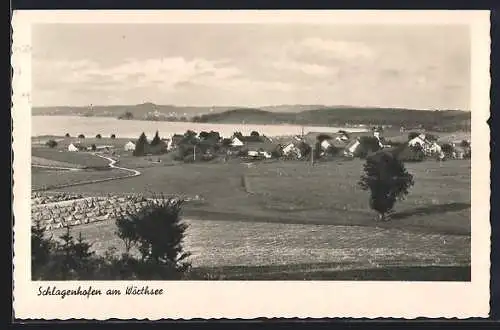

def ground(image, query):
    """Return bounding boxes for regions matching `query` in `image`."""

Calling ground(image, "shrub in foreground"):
[31,196,192,280]
[115,197,191,278]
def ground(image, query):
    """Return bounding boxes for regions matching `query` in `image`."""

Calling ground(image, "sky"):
[32,24,470,110]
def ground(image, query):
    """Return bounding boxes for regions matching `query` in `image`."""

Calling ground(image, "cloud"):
[33,56,244,94]
[31,30,469,110]
[268,60,339,77]
[32,55,297,105]
[284,38,375,64]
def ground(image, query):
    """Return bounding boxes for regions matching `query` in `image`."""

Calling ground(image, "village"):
[58,126,472,165]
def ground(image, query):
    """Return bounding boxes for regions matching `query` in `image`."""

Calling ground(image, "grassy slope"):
[32,148,110,168]
[32,156,85,169]
[51,158,471,236]
[31,168,129,190]
[39,158,471,280]
[49,217,470,280]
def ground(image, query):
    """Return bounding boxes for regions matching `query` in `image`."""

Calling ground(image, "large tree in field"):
[358,151,414,221]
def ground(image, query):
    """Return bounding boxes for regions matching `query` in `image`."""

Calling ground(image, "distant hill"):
[32,103,239,118]
[32,103,343,118]
[193,106,471,132]
[32,103,471,132]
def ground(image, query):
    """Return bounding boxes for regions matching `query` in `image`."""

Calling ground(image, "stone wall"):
[31,192,205,231]
[32,192,85,206]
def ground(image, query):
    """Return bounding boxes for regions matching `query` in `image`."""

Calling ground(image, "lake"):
[32,115,369,139]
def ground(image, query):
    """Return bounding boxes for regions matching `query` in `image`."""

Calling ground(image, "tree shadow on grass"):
[392,202,471,220]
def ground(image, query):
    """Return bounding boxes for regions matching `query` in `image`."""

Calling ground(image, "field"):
[31,167,130,191]
[32,147,110,168]
[32,156,84,169]
[51,218,470,280]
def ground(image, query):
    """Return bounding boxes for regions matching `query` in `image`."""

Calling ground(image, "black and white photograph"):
[12,10,490,319]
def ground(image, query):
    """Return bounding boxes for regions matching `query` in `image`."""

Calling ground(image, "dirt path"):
[93,153,141,177]
[32,153,142,192]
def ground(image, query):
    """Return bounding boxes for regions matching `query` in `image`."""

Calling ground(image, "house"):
[96,145,113,151]
[232,133,272,144]
[408,134,427,148]
[168,134,184,150]
[68,143,79,152]
[335,134,349,142]
[124,141,136,151]
[282,141,304,159]
[408,133,442,155]
[68,143,86,152]
[244,142,278,159]
[320,139,333,151]
[230,136,245,147]
[371,131,392,149]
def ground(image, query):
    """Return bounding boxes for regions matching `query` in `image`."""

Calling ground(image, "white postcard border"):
[12,10,491,319]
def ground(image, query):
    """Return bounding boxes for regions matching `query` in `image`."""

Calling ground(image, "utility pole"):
[311,143,314,166]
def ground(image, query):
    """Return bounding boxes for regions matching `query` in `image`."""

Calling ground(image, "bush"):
[408,132,420,140]
[78,134,85,139]
[32,224,97,280]
[133,132,148,157]
[91,144,97,151]
[65,133,70,138]
[356,136,382,158]
[110,134,116,139]
[316,134,332,142]
[358,151,414,221]
[460,140,470,148]
[115,197,191,278]
[151,130,161,146]
[441,143,454,158]
[398,145,425,162]
[96,134,102,139]
[118,111,134,120]
[31,196,192,280]
[31,220,56,279]
[45,139,58,148]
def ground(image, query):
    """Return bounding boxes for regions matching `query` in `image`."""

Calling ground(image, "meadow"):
[50,218,470,280]
[50,157,471,236]
[32,147,110,168]
[32,143,471,280]
[31,167,130,191]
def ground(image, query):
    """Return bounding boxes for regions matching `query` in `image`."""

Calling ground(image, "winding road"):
[93,153,141,177]
[32,153,142,192]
